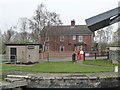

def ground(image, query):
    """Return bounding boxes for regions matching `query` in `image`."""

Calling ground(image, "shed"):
[6,44,41,63]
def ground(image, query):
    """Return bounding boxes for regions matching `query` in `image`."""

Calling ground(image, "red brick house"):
[40,20,94,52]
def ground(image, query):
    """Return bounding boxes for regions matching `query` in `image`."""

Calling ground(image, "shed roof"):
[5,44,42,46]
[40,25,93,36]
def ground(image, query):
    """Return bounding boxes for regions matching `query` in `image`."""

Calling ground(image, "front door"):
[10,48,17,63]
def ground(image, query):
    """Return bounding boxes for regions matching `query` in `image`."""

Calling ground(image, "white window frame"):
[78,36,83,42]
[45,44,49,51]
[60,46,65,52]
[60,36,64,42]
[45,36,49,42]
[73,35,76,40]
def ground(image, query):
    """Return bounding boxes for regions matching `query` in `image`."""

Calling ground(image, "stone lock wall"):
[25,75,119,88]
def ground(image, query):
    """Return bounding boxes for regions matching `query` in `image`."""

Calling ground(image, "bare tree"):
[95,29,105,44]
[95,29,108,51]
[0,30,2,54]
[29,3,46,43]
[112,28,120,46]
[18,17,30,42]
[2,27,15,43]
[46,12,63,26]
[29,3,62,43]
[104,26,113,44]
[95,26,114,51]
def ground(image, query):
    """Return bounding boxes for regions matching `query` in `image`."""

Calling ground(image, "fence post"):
[95,53,96,60]
[84,52,85,61]
[107,51,109,59]
[47,52,49,62]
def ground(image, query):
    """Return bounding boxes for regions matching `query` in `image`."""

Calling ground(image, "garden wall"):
[39,51,73,59]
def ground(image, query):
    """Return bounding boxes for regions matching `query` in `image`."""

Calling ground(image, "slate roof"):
[40,25,93,36]
[5,44,41,46]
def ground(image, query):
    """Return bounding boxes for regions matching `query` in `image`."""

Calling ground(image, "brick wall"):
[84,35,93,50]
[41,35,93,52]
[39,51,73,59]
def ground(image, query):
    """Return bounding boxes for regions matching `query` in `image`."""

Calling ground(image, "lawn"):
[82,59,117,66]
[1,60,115,73]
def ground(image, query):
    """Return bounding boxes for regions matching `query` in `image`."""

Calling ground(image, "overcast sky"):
[0,0,119,33]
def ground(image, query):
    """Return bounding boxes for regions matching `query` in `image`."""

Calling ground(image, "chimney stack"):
[71,20,75,27]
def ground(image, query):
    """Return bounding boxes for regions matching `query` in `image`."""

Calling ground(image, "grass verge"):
[1,61,115,73]
[83,59,117,66]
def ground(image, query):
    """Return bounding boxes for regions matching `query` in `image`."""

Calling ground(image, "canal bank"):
[1,72,120,89]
